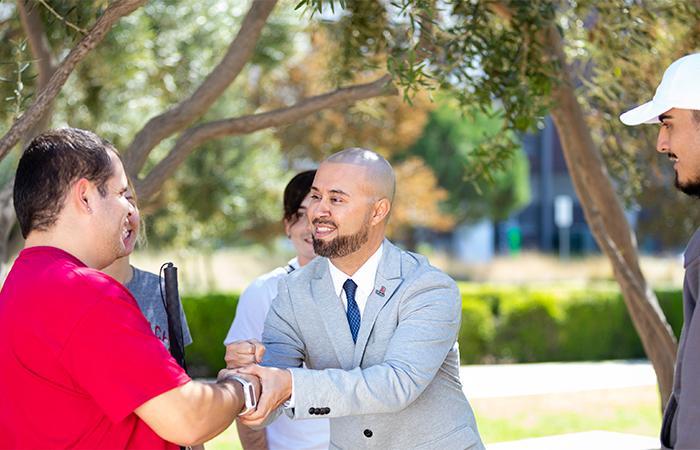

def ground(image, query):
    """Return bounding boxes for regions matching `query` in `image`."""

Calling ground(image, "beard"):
[313,218,371,259]
[675,172,700,198]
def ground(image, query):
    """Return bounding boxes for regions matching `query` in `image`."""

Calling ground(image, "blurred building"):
[510,117,598,254]
[448,117,602,263]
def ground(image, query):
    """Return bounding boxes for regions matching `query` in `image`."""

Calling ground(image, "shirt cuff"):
[283,368,295,409]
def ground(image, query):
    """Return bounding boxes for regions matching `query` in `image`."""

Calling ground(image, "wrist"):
[220,374,258,415]
[218,375,244,399]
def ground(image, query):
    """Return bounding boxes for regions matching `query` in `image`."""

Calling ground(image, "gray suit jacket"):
[261,240,484,449]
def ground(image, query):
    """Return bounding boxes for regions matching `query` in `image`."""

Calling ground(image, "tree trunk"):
[17,0,56,139]
[0,0,146,160]
[545,25,677,407]
[0,180,23,279]
[0,1,62,277]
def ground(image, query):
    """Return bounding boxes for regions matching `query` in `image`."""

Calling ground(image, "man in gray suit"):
[228,148,484,449]
[620,53,700,449]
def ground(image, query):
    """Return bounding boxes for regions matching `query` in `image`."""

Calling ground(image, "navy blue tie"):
[343,279,361,343]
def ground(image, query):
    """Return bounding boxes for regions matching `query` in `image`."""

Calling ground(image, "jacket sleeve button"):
[364,429,373,438]
[309,407,315,415]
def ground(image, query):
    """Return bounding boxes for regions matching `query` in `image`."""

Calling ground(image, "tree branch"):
[18,1,55,88]
[136,74,397,200]
[0,178,16,261]
[488,2,513,22]
[17,0,57,141]
[123,0,278,177]
[37,0,88,34]
[0,0,146,161]
[415,0,438,60]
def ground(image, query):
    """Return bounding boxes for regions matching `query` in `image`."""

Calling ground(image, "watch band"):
[223,374,257,416]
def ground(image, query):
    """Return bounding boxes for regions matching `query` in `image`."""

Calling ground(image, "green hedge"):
[180,285,684,375]
[457,283,683,364]
[182,293,239,377]
[459,297,495,363]
[495,291,563,362]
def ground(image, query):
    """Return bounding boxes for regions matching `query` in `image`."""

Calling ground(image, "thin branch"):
[136,74,397,200]
[123,0,278,177]
[0,0,146,161]
[415,0,438,60]
[37,0,88,34]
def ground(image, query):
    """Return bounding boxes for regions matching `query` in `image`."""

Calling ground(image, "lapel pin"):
[375,286,386,297]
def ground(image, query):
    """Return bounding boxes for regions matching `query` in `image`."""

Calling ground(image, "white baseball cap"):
[620,53,700,126]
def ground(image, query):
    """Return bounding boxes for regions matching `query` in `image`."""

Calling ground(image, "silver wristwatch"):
[224,374,258,416]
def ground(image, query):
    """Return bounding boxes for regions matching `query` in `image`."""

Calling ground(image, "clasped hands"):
[220,339,292,427]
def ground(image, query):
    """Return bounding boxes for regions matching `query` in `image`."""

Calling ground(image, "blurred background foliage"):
[297,0,700,248]
[0,0,532,251]
[0,0,698,249]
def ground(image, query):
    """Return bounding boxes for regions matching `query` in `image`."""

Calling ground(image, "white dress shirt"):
[224,258,298,345]
[287,243,384,409]
[327,243,384,317]
[225,258,329,450]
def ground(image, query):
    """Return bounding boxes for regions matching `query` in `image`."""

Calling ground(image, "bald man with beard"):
[225,148,484,450]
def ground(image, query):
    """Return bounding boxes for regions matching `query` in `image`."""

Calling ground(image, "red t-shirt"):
[0,246,191,449]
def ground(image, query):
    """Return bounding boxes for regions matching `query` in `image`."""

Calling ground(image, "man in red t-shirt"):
[0,128,258,449]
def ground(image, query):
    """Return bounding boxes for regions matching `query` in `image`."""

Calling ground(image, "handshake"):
[218,339,292,427]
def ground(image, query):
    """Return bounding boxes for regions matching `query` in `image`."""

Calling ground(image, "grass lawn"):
[205,385,661,448]
[206,425,242,450]
[472,386,661,443]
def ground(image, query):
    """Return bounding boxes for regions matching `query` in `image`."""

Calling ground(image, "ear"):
[283,218,292,238]
[370,198,391,226]
[71,178,94,215]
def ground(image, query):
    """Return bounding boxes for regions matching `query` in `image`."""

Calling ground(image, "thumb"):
[251,339,266,363]
[236,364,262,377]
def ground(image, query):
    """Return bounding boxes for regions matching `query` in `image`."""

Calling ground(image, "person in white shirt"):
[224,170,329,450]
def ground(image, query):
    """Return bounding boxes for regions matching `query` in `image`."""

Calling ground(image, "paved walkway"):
[459,360,660,450]
[460,359,656,398]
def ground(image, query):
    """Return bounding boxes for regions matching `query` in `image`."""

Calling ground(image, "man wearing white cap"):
[620,53,700,449]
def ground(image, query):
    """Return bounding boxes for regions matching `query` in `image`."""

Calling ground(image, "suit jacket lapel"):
[353,240,403,366]
[311,259,356,370]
